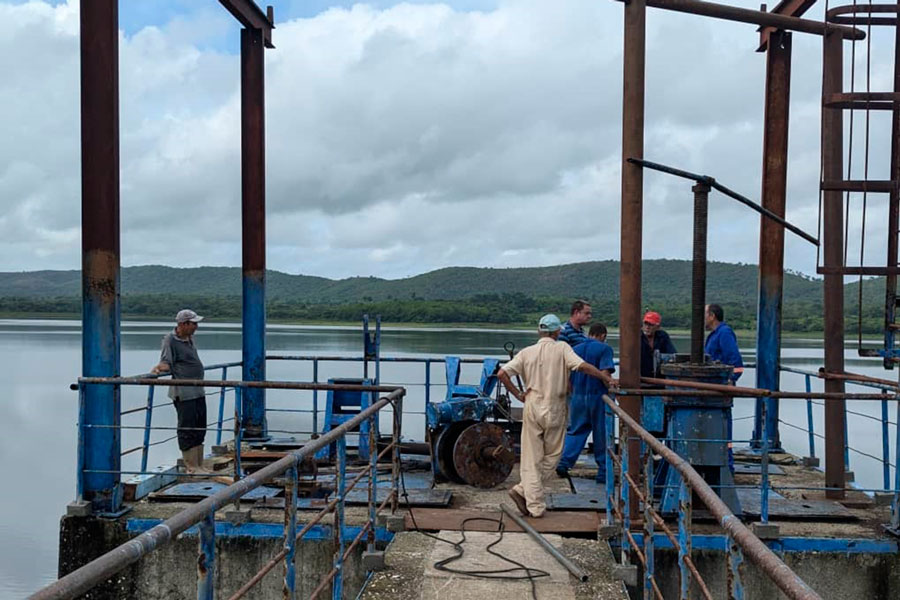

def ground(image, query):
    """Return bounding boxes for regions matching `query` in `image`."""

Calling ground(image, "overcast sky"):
[1,0,896,279]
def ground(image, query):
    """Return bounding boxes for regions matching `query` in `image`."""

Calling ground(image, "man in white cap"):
[151,309,207,473]
[498,314,618,518]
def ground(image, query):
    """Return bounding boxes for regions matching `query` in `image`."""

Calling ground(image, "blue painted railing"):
[40,378,405,600]
[601,394,822,600]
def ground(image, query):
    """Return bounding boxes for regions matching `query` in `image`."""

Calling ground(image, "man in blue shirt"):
[704,303,744,382]
[556,323,617,481]
[558,300,592,347]
[705,303,743,471]
[640,310,677,379]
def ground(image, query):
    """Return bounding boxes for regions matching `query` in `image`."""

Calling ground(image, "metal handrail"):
[602,394,823,600]
[30,386,405,600]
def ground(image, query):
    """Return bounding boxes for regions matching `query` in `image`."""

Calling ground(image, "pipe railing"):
[32,382,405,600]
[601,393,823,600]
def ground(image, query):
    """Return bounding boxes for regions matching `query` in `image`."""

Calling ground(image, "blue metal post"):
[216,367,227,446]
[80,0,122,514]
[76,386,86,500]
[844,401,851,470]
[643,446,654,599]
[368,415,378,553]
[892,398,900,529]
[284,465,297,599]
[140,386,155,474]
[313,359,319,434]
[234,388,243,482]
[726,533,744,600]
[882,393,891,490]
[621,424,631,560]
[375,316,381,385]
[424,360,431,406]
[606,403,615,526]
[240,25,268,440]
[333,437,347,600]
[197,511,215,600]
[805,375,816,459]
[761,403,770,524]
[677,479,692,600]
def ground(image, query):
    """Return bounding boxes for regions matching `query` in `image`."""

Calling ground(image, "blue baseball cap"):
[538,314,562,332]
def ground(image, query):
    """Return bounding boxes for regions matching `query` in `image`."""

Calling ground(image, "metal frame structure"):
[79,0,275,513]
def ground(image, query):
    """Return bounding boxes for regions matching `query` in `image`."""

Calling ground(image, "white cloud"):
[0,0,895,279]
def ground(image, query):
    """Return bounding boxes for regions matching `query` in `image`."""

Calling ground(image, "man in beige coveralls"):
[498,314,618,518]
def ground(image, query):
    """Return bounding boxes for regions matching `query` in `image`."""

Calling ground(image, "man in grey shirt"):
[151,309,207,473]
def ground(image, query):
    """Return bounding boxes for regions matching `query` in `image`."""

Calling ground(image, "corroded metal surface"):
[452,423,514,489]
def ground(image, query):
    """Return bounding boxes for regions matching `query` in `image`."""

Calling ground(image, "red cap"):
[643,311,661,325]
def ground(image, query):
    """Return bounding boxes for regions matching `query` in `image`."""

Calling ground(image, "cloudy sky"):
[0,0,896,279]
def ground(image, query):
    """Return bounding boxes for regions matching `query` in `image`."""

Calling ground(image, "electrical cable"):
[398,466,550,600]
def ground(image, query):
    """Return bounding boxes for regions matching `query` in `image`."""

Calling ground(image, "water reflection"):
[2,319,897,596]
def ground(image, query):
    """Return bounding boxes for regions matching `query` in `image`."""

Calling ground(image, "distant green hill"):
[0,260,890,332]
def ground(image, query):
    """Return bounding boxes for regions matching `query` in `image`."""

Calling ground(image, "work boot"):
[508,488,529,518]
[556,467,569,479]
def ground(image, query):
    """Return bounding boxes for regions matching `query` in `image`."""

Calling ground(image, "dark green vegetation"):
[0,260,890,332]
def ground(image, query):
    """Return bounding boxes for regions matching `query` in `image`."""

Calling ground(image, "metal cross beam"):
[757,0,817,51]
[219,0,275,47]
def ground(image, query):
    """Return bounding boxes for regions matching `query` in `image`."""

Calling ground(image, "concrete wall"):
[632,548,900,600]
[59,516,370,599]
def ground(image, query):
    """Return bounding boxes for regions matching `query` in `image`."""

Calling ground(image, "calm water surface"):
[2,319,896,597]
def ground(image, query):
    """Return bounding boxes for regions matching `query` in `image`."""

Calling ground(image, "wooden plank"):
[124,464,178,501]
[403,508,601,533]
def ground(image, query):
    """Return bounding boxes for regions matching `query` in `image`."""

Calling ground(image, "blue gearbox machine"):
[425,356,517,488]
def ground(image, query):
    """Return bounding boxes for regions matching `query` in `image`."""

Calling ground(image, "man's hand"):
[606,377,619,391]
[150,362,170,376]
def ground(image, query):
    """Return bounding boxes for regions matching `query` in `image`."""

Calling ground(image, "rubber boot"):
[192,445,206,472]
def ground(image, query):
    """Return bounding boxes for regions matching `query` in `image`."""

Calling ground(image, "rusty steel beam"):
[644,0,864,39]
[691,182,710,363]
[219,0,275,47]
[758,0,816,51]
[241,26,268,438]
[619,0,647,519]
[80,0,122,513]
[753,30,791,451]
[821,31,846,499]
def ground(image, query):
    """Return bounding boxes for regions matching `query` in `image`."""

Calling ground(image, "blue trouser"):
[557,393,606,480]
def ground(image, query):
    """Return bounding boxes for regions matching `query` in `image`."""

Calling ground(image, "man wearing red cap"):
[640,310,677,379]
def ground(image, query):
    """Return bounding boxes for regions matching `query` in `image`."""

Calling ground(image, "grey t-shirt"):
[159,331,205,401]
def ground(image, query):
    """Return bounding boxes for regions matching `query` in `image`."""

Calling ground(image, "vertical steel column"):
[726,533,745,600]
[677,479,692,600]
[805,375,816,460]
[760,403,771,523]
[241,26,267,438]
[197,511,215,600]
[691,182,710,363]
[216,366,227,446]
[332,437,347,600]
[368,415,378,552]
[621,423,632,561]
[80,0,122,513]
[643,447,655,599]
[882,394,891,490]
[754,30,792,450]
[313,359,319,434]
[140,387,155,473]
[822,31,847,499]
[606,403,616,526]
[283,465,297,600]
[883,13,900,369]
[620,0,647,518]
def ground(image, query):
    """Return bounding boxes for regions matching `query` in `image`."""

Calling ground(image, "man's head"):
[588,323,608,342]
[570,300,592,327]
[705,304,724,331]
[175,309,203,336]
[538,313,562,339]
[642,311,661,337]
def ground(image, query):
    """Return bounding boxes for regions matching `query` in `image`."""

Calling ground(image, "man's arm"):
[498,368,529,402]
[576,362,619,389]
[150,362,170,375]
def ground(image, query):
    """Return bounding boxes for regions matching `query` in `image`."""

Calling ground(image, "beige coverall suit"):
[503,337,585,517]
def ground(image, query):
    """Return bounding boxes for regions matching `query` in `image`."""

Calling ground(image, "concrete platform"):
[360,531,628,600]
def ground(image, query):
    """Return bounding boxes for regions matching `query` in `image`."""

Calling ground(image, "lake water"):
[3,319,898,597]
